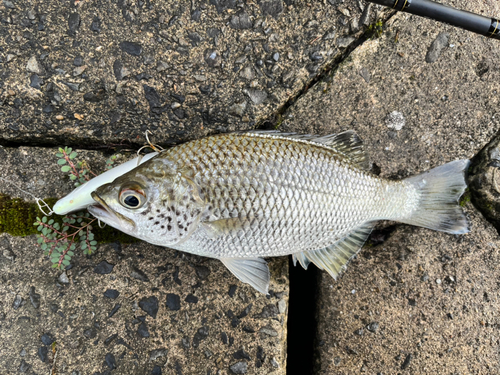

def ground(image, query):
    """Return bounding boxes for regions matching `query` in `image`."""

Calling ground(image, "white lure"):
[53,152,158,215]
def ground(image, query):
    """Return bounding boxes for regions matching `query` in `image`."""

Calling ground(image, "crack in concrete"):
[259,12,397,132]
[259,34,373,131]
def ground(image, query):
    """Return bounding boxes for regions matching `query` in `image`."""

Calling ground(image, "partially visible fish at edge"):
[87,131,469,294]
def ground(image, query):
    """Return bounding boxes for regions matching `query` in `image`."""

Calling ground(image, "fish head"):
[88,159,205,246]
[88,174,150,235]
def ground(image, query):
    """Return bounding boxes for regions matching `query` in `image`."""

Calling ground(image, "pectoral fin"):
[220,257,270,295]
[200,217,253,238]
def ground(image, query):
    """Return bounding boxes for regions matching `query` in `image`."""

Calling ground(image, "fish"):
[87,131,469,294]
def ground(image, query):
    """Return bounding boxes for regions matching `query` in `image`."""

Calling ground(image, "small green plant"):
[459,188,471,207]
[34,148,117,269]
[366,19,384,39]
[56,147,97,187]
[105,155,117,170]
[34,212,97,268]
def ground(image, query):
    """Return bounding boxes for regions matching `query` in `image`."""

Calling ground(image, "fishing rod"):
[366,0,500,40]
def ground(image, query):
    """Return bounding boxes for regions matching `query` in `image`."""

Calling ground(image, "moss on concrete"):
[459,189,471,207]
[0,194,137,243]
[365,19,384,39]
[0,194,51,236]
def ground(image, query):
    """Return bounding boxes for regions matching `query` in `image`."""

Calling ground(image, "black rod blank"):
[366,0,500,40]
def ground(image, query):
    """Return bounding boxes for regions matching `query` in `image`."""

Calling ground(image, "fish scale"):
[164,133,401,258]
[89,131,469,294]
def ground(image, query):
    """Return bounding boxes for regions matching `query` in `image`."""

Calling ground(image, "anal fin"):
[220,257,270,295]
[293,224,374,279]
[292,252,311,270]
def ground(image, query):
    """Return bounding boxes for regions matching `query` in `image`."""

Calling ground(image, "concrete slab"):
[0,236,289,374]
[282,0,500,178]
[0,0,373,147]
[314,206,500,374]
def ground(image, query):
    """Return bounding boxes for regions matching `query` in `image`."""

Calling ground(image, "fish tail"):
[401,159,470,234]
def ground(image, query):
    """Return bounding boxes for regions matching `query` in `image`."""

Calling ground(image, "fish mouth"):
[88,192,136,232]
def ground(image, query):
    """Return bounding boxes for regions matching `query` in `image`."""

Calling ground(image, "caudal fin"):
[401,160,470,234]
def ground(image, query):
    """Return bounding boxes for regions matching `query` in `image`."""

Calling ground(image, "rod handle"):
[367,0,500,40]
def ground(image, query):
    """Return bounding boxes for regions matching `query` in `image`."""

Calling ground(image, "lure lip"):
[88,191,136,232]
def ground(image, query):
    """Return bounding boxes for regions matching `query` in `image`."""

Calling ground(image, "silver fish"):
[88,131,469,294]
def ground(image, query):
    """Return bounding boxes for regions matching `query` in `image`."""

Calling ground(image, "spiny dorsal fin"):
[243,130,370,170]
[315,130,370,170]
[293,223,374,279]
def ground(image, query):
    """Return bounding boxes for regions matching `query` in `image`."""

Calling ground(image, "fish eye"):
[119,189,146,209]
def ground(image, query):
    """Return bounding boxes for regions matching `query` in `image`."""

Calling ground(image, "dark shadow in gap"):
[286,256,318,375]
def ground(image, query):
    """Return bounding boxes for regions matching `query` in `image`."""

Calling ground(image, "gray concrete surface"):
[0,146,106,200]
[0,0,372,147]
[315,206,500,374]
[282,1,500,179]
[0,235,289,374]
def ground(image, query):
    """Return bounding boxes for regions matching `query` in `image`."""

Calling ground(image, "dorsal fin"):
[243,130,370,170]
[292,223,374,279]
[315,130,370,170]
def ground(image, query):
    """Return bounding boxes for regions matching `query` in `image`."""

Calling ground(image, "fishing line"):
[0,176,54,216]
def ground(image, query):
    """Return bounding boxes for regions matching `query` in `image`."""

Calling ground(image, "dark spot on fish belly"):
[161,225,165,229]
[155,221,160,225]
[149,217,154,220]
[158,214,165,218]
[167,225,172,230]
[156,210,161,213]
